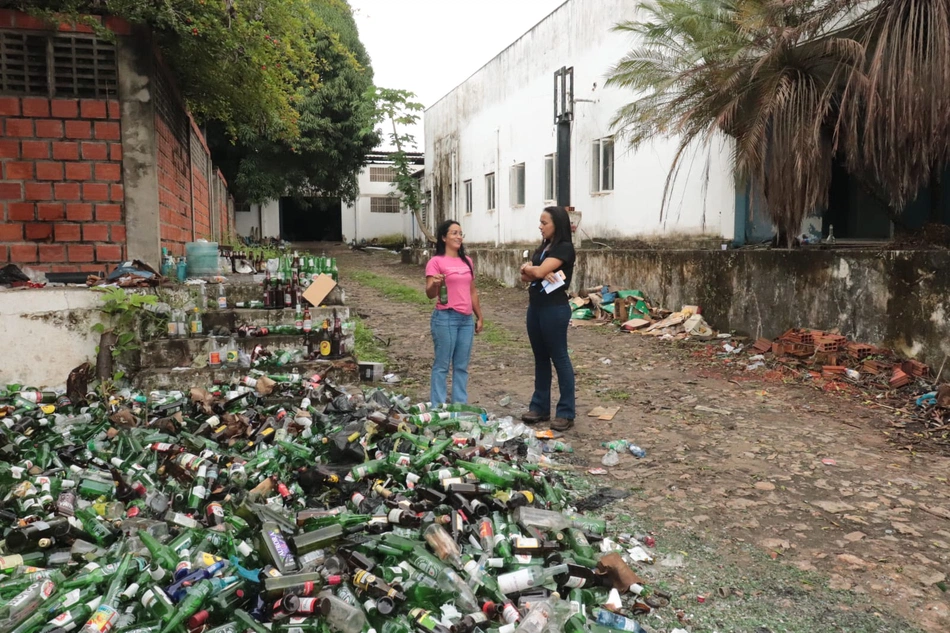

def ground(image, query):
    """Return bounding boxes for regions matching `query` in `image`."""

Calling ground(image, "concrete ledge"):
[133,358,359,392]
[0,286,105,387]
[406,247,950,368]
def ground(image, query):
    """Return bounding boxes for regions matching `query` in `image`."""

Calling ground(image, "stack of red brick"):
[750,328,931,388]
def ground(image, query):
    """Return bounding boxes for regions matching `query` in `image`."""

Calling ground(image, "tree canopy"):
[606,0,950,243]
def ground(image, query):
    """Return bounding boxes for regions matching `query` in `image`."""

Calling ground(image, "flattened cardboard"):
[302,274,337,307]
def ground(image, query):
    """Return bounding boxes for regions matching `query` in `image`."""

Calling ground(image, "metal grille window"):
[0,30,117,98]
[369,166,396,182]
[370,196,401,213]
[52,35,117,98]
[0,31,47,95]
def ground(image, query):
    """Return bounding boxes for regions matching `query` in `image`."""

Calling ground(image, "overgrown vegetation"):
[607,0,950,244]
[353,318,388,364]
[349,270,431,306]
[91,287,156,383]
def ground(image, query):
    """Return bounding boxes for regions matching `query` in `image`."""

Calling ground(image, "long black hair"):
[534,206,573,257]
[435,219,473,275]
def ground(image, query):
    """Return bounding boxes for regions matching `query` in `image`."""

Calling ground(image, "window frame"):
[463,179,473,214]
[485,172,496,211]
[591,137,615,194]
[510,163,526,208]
[543,153,557,203]
[369,196,401,214]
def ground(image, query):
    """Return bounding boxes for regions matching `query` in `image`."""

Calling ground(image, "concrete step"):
[141,333,355,369]
[213,274,345,306]
[200,307,351,333]
[133,358,359,392]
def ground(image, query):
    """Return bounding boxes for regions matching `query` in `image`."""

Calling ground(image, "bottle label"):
[167,322,178,336]
[268,530,293,565]
[191,320,202,334]
[210,351,221,365]
[563,575,587,588]
[85,604,118,633]
[497,568,532,595]
[191,485,207,500]
[218,297,227,309]
[226,350,238,363]
[320,341,331,356]
[0,554,24,569]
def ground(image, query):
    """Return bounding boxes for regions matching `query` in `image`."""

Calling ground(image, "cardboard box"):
[359,362,385,382]
[302,274,337,307]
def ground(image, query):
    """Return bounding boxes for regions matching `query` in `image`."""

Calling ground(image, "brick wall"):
[153,60,229,256]
[0,95,125,272]
[0,9,235,269]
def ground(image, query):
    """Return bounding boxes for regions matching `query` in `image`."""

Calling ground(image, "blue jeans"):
[430,309,475,405]
[526,302,575,419]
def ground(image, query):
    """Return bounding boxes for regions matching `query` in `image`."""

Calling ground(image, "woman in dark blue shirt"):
[519,206,576,431]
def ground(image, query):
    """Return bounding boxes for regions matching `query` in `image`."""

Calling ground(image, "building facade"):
[236,152,424,244]
[423,0,736,246]
[342,152,424,244]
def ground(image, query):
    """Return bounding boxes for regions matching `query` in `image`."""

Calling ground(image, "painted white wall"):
[236,200,281,239]
[424,0,736,245]
[0,288,105,388]
[341,165,421,243]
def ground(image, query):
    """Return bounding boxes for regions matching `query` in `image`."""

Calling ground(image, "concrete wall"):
[0,287,104,388]
[424,0,736,245]
[406,247,950,368]
[236,200,280,239]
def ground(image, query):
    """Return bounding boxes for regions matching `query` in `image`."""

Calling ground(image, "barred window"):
[0,30,117,98]
[370,166,396,182]
[370,196,401,213]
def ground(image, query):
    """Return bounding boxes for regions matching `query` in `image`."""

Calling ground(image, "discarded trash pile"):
[0,378,662,633]
[570,286,718,341]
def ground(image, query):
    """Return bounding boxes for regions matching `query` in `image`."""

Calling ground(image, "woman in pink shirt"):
[425,220,484,404]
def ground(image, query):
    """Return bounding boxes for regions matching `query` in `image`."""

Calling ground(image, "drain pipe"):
[495,127,501,247]
[189,135,197,242]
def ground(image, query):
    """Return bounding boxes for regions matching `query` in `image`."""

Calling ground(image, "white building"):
[235,152,424,243]
[342,152,426,244]
[423,0,737,245]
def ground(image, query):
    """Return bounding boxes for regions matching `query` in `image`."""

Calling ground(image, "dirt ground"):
[330,245,949,633]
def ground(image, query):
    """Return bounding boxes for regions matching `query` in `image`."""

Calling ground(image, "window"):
[463,180,473,214]
[544,154,557,202]
[370,196,401,213]
[510,163,525,207]
[485,173,496,211]
[369,166,396,182]
[0,31,117,98]
[591,137,615,193]
[236,201,251,213]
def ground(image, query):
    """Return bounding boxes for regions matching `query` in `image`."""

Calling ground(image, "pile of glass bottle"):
[0,378,657,633]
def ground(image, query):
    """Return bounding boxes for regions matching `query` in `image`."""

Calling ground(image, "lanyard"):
[531,249,549,287]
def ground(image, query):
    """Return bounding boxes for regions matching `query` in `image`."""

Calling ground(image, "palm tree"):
[607,0,950,244]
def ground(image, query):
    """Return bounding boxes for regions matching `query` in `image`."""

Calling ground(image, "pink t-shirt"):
[426,255,474,315]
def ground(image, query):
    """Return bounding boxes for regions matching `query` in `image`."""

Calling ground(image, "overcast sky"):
[351,0,568,150]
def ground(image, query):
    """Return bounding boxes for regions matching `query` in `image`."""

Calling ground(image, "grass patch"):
[480,320,516,346]
[349,270,431,307]
[605,389,631,402]
[353,318,388,364]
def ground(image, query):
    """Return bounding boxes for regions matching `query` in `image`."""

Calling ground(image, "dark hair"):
[535,206,573,257]
[435,219,473,275]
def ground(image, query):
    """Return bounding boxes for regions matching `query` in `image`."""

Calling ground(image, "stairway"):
[133,277,358,391]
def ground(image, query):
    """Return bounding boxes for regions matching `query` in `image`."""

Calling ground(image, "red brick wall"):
[155,113,192,256]
[0,96,125,272]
